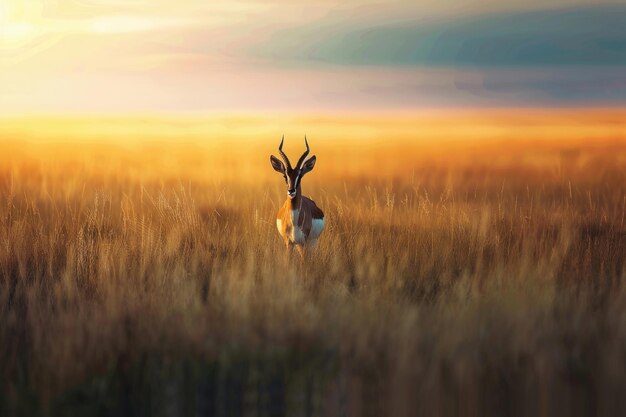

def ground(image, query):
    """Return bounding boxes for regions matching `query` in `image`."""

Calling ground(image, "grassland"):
[1,110,625,416]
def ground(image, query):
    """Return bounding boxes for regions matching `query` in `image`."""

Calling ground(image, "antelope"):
[270,136,325,256]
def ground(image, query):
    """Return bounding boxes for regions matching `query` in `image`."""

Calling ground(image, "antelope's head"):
[270,136,317,199]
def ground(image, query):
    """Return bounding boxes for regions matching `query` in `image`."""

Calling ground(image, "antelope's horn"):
[296,135,310,169]
[278,135,292,170]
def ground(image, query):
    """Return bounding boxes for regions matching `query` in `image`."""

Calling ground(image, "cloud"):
[4,65,625,113]
[250,5,626,67]
[312,67,626,107]
[87,15,189,34]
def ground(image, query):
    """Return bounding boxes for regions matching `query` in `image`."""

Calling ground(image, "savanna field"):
[1,110,625,416]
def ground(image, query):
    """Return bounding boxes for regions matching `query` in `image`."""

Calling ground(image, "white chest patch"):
[290,225,306,244]
[276,219,282,233]
[288,209,303,243]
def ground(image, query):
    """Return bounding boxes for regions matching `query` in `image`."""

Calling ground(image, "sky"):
[1,0,625,113]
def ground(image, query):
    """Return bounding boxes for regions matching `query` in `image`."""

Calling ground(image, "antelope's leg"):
[293,245,306,277]
[284,240,295,264]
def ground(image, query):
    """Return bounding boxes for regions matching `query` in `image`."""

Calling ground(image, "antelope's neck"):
[287,186,302,221]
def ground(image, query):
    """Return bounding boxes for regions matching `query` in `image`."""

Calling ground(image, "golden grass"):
[1,111,625,416]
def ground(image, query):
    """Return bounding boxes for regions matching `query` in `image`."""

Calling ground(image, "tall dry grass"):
[0,112,625,416]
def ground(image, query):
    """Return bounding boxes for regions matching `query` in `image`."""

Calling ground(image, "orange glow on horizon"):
[2,108,626,143]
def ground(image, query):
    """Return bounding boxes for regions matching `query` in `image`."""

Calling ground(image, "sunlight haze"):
[2,0,626,113]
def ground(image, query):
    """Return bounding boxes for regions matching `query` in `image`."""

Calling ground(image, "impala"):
[270,136,325,256]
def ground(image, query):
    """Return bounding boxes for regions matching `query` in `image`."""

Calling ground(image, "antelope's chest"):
[289,224,306,244]
[277,210,307,244]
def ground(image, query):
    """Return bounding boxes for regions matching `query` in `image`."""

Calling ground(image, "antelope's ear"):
[301,155,316,174]
[270,155,285,173]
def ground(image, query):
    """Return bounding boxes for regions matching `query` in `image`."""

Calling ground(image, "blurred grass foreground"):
[0,110,625,416]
